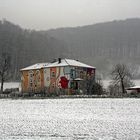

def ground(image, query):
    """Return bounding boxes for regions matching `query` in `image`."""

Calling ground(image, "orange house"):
[20,59,96,94]
[20,63,50,93]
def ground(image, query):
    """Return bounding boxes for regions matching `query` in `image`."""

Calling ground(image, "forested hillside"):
[46,18,140,77]
[1,18,140,80]
[0,20,67,80]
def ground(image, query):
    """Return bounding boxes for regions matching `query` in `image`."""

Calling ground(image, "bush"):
[91,82,105,95]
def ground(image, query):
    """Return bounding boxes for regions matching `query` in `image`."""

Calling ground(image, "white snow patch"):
[0,82,21,91]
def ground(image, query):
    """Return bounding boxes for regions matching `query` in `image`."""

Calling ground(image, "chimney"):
[58,58,61,64]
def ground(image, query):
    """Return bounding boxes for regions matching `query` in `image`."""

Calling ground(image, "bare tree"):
[0,53,11,94]
[111,64,134,96]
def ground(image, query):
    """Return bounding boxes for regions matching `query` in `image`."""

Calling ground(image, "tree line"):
[0,19,67,80]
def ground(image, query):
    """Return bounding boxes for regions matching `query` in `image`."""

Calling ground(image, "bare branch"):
[111,63,134,95]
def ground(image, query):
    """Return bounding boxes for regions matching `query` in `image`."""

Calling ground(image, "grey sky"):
[0,0,140,30]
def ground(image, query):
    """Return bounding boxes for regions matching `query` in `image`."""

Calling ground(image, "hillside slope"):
[46,18,140,77]
[0,20,67,79]
[1,19,140,79]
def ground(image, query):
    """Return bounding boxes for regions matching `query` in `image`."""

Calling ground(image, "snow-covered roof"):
[45,59,95,69]
[20,63,50,71]
[20,59,95,71]
[127,86,140,90]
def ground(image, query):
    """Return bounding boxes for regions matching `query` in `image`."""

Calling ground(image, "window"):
[29,70,34,88]
[70,69,76,79]
[51,71,55,78]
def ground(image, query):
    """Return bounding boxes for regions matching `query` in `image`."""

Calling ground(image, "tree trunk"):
[1,79,4,94]
[121,79,125,95]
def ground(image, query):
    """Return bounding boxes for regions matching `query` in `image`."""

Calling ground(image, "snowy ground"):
[0,99,140,140]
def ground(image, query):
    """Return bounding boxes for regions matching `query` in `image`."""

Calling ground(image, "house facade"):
[20,59,96,94]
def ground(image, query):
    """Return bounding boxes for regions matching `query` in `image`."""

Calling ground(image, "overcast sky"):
[0,0,140,30]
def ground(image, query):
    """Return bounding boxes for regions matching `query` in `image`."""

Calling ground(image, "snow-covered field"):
[0,99,140,140]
